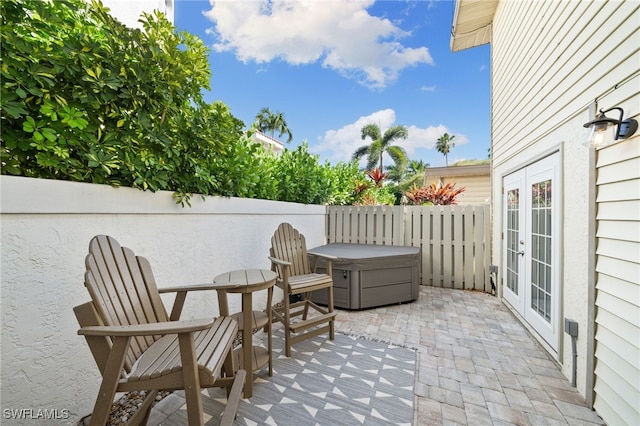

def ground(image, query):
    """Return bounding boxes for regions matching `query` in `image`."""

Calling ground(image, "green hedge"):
[0,0,385,206]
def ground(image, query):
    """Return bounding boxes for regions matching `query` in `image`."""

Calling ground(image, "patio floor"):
[145,286,605,425]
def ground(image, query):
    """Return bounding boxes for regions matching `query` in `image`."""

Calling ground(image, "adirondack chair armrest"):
[78,318,215,337]
[159,283,241,321]
[269,256,292,279]
[159,283,240,293]
[308,252,338,261]
[269,256,292,267]
[307,252,335,274]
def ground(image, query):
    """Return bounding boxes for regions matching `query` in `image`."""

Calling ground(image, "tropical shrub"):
[354,185,396,206]
[0,0,401,207]
[404,182,467,205]
[1,0,241,200]
[324,161,365,206]
[350,166,396,206]
[271,142,332,205]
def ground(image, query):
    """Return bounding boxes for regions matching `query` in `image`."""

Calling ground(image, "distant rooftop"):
[98,0,174,28]
[251,131,284,154]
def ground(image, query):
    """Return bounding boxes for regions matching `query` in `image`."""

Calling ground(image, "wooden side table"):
[213,269,276,398]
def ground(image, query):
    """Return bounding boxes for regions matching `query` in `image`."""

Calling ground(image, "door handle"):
[517,250,525,256]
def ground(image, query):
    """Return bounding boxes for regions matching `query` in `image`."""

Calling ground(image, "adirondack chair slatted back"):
[270,223,311,277]
[84,235,169,373]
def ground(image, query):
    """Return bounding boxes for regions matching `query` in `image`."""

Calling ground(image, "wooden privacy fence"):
[325,205,492,292]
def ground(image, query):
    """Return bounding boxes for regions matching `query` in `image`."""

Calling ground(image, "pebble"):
[81,390,171,425]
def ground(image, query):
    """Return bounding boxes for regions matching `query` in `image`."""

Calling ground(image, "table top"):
[213,269,276,293]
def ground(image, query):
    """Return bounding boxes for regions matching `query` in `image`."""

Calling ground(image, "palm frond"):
[361,123,381,141]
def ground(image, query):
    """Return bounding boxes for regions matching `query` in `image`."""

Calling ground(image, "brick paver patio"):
[145,286,605,425]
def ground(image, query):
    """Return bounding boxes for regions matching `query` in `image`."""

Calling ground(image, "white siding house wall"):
[429,174,490,205]
[424,165,491,205]
[593,131,640,424]
[490,0,639,414]
[0,176,325,425]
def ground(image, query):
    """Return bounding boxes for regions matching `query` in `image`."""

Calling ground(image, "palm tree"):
[406,159,429,175]
[254,107,293,142]
[352,123,409,172]
[399,159,429,191]
[385,163,404,185]
[436,133,456,166]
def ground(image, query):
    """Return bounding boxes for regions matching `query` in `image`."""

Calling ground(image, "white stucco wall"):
[0,175,325,425]
[492,113,592,380]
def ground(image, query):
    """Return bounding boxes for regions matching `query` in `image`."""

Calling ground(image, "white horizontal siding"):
[596,179,640,202]
[596,251,640,287]
[452,175,490,204]
[596,220,640,243]
[597,157,640,185]
[597,200,640,221]
[595,294,640,342]
[596,274,640,309]
[594,134,640,424]
[593,355,638,425]
[597,238,640,264]
[492,0,639,166]
[424,174,491,205]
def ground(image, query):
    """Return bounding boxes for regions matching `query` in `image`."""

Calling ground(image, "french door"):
[503,153,560,351]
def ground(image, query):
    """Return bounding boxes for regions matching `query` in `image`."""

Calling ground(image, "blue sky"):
[173,0,490,167]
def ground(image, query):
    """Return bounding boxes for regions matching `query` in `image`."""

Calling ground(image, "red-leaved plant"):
[354,179,371,194]
[366,167,387,188]
[404,182,466,205]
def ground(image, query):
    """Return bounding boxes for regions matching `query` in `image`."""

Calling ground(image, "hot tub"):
[308,243,420,310]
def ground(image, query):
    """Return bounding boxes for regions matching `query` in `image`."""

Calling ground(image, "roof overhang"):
[450,0,498,52]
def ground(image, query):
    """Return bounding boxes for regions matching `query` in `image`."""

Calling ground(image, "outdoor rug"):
[163,326,416,425]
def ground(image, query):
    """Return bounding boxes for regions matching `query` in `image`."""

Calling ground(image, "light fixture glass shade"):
[582,106,639,148]
[583,121,616,148]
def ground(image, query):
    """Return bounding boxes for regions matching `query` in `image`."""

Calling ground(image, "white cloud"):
[203,0,433,89]
[311,109,468,165]
[403,124,467,153]
[311,109,397,164]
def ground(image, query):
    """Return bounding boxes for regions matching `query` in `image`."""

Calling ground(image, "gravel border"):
[79,390,171,425]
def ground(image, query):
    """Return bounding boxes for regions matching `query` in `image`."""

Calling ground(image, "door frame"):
[500,149,563,352]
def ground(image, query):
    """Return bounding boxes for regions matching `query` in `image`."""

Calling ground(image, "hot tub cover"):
[308,243,420,270]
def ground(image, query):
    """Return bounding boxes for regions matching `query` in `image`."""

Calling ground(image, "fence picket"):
[326,209,342,243]
[394,206,403,245]
[325,204,491,292]
[463,205,474,289]
[452,205,464,289]
[419,206,432,286]
[474,205,485,290]
[483,205,492,292]
[432,206,443,287]
[442,205,453,287]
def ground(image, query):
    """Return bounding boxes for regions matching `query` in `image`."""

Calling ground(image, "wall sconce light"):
[583,107,638,148]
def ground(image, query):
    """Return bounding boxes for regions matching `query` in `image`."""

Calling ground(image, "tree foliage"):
[0,0,400,207]
[253,107,293,143]
[352,123,408,171]
[435,133,456,166]
[1,0,252,202]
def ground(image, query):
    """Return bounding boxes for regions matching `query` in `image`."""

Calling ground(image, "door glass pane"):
[530,179,552,323]
[506,189,520,294]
